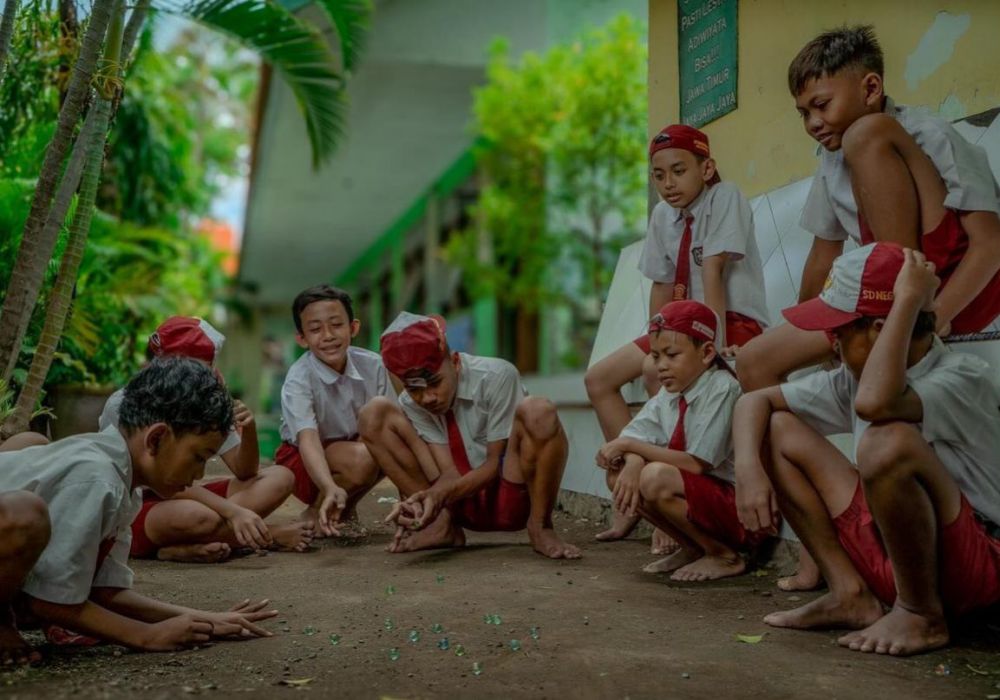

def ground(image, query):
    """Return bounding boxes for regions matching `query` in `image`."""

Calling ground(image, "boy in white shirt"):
[275,285,393,536]
[100,317,307,563]
[587,124,768,545]
[735,243,1000,657]
[358,312,580,559]
[598,300,764,581]
[0,357,277,665]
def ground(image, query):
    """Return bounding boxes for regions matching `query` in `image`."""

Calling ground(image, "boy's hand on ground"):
[612,461,642,517]
[317,486,347,536]
[196,605,276,640]
[233,400,255,429]
[893,248,939,311]
[226,507,272,550]
[735,471,779,535]
[141,614,213,651]
[405,487,448,529]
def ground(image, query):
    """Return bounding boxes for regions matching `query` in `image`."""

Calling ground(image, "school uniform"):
[620,366,765,548]
[636,182,770,350]
[800,97,1000,333]
[0,427,140,604]
[400,353,530,532]
[276,346,395,504]
[781,339,1000,613]
[99,389,240,559]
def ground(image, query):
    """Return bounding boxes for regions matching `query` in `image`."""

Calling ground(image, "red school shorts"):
[833,482,1000,615]
[450,461,532,533]
[679,471,771,550]
[634,311,764,353]
[130,478,232,559]
[859,209,1000,334]
[274,437,356,506]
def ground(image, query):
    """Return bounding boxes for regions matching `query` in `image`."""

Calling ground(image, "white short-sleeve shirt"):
[781,339,1000,524]
[399,353,526,470]
[800,97,1000,244]
[100,389,242,456]
[619,367,741,482]
[638,182,770,329]
[279,346,396,444]
[0,426,141,604]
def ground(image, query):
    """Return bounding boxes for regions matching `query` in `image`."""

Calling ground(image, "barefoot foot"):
[389,510,465,553]
[271,521,315,552]
[837,605,949,656]
[528,524,582,559]
[650,528,680,555]
[0,618,41,666]
[764,590,884,630]
[157,541,231,563]
[777,544,823,591]
[642,548,699,573]
[670,554,746,582]
[594,512,640,542]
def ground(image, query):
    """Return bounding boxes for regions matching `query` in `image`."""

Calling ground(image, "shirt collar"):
[102,424,135,490]
[307,349,361,385]
[672,185,710,223]
[668,366,721,406]
[454,353,477,403]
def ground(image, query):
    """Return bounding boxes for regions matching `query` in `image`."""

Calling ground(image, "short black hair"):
[843,310,937,340]
[291,285,355,333]
[788,25,883,96]
[119,357,233,436]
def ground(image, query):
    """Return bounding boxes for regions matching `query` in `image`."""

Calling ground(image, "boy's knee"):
[358,396,396,439]
[517,397,561,440]
[857,422,917,482]
[0,491,50,552]
[263,464,296,495]
[842,112,899,161]
[584,366,608,400]
[638,462,682,502]
[735,338,769,391]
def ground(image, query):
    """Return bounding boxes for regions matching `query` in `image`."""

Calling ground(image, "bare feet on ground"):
[650,528,680,555]
[388,511,465,553]
[777,546,823,591]
[528,523,582,559]
[837,605,949,656]
[0,615,40,666]
[642,548,699,573]
[763,590,884,630]
[157,541,231,563]
[671,554,745,582]
[594,512,639,542]
[271,521,315,552]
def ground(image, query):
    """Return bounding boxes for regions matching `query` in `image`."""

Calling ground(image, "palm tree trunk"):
[0,0,116,385]
[0,0,18,84]
[1,1,128,439]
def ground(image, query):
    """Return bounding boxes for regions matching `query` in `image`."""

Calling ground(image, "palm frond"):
[311,0,370,73]
[163,0,347,168]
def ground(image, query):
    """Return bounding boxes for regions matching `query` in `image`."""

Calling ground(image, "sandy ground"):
[3,481,999,700]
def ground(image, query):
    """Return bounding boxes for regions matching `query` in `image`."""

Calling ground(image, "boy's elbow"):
[853,392,894,424]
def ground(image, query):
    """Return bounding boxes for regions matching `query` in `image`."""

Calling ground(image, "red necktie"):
[672,214,694,300]
[668,396,688,451]
[445,409,473,475]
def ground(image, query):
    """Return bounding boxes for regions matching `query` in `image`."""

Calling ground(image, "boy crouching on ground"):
[359,312,580,559]
[598,300,767,580]
[101,317,308,563]
[0,358,277,665]
[735,243,1000,656]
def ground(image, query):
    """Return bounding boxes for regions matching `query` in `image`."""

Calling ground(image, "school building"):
[233,0,1000,511]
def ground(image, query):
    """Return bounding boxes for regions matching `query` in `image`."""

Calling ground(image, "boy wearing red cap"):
[274,286,391,537]
[739,25,1000,391]
[587,123,768,544]
[597,300,762,580]
[100,317,309,563]
[734,243,1000,656]
[358,312,580,559]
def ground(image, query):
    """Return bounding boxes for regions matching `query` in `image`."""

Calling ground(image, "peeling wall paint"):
[904,12,971,91]
[938,93,967,121]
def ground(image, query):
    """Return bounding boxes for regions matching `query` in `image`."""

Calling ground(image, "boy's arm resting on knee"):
[732,388,786,532]
[930,210,1000,332]
[799,238,844,302]
[434,441,504,504]
[701,254,729,348]
[172,486,270,550]
[612,437,708,474]
[649,281,672,317]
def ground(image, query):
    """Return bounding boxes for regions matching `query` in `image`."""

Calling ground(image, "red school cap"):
[380,311,449,377]
[783,243,908,332]
[147,316,225,364]
[648,300,734,375]
[649,124,722,185]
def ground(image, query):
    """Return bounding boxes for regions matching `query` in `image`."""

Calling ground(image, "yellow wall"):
[649,0,1000,198]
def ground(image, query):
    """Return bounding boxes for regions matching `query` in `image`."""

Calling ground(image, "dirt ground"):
[3,481,999,700]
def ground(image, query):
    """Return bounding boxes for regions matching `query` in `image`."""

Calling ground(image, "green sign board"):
[678,0,738,128]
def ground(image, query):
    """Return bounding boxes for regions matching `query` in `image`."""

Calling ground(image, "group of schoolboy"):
[2,25,999,666]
